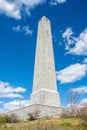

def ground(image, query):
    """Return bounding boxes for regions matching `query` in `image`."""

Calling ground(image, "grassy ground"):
[0,117,87,130]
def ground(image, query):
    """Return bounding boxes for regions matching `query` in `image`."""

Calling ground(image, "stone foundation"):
[6,104,62,120]
[30,88,60,107]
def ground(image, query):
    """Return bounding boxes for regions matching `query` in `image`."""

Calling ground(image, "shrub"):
[61,108,74,118]
[59,122,71,127]
[0,113,19,124]
[28,113,36,121]
[0,115,11,124]
[27,110,41,121]
[9,113,19,123]
[62,108,81,118]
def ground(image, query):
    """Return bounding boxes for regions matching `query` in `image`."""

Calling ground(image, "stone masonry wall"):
[6,104,62,120]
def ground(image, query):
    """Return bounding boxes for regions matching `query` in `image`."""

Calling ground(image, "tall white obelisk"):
[30,16,60,107]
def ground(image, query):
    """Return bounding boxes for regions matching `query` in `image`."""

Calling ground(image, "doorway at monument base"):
[6,104,62,120]
[30,88,60,107]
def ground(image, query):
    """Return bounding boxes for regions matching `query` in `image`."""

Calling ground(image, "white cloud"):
[56,0,66,3]
[0,0,45,19]
[50,0,66,5]
[0,101,4,104]
[56,63,87,83]
[12,25,20,32]
[83,58,87,64]
[78,98,87,107]
[3,100,30,112]
[21,0,45,7]
[62,27,76,50]
[0,81,26,98]
[0,0,67,19]
[62,28,87,56]
[0,93,23,98]
[0,0,21,19]
[71,86,87,94]
[66,98,87,108]
[0,108,4,114]
[23,25,33,35]
[12,25,33,35]
[62,27,73,38]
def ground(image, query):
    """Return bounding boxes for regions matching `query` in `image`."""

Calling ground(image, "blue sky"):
[0,0,87,112]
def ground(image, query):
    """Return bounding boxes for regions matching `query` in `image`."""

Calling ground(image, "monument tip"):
[41,16,49,21]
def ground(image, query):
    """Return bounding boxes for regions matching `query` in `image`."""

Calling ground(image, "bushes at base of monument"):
[61,105,87,126]
[27,110,41,121]
[0,113,19,124]
[62,105,87,117]
[0,115,11,124]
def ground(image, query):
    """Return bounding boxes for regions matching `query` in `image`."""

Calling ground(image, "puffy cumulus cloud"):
[0,0,68,19]
[12,25,33,35]
[50,0,66,5]
[62,27,87,56]
[0,0,45,19]
[69,28,87,56]
[67,98,87,108]
[0,81,26,98]
[2,100,30,113]
[0,0,21,19]
[21,0,45,7]
[62,27,76,50]
[0,93,23,98]
[62,27,73,38]
[70,86,87,94]
[19,0,46,17]
[78,98,87,108]
[56,63,87,83]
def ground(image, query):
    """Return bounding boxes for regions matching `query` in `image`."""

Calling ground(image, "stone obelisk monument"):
[30,16,60,107]
[6,16,61,119]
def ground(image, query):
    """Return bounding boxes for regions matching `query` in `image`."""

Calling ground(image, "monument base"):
[30,88,60,107]
[6,104,62,120]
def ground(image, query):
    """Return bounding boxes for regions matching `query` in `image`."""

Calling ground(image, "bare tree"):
[68,91,81,116]
[62,91,81,117]
[28,110,41,121]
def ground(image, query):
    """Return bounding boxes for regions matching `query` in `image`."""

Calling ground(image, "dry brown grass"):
[12,117,86,130]
[0,116,87,130]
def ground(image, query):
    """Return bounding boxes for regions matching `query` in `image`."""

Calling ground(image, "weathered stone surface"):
[30,16,60,107]
[30,88,60,107]
[5,16,61,119]
[7,104,62,119]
